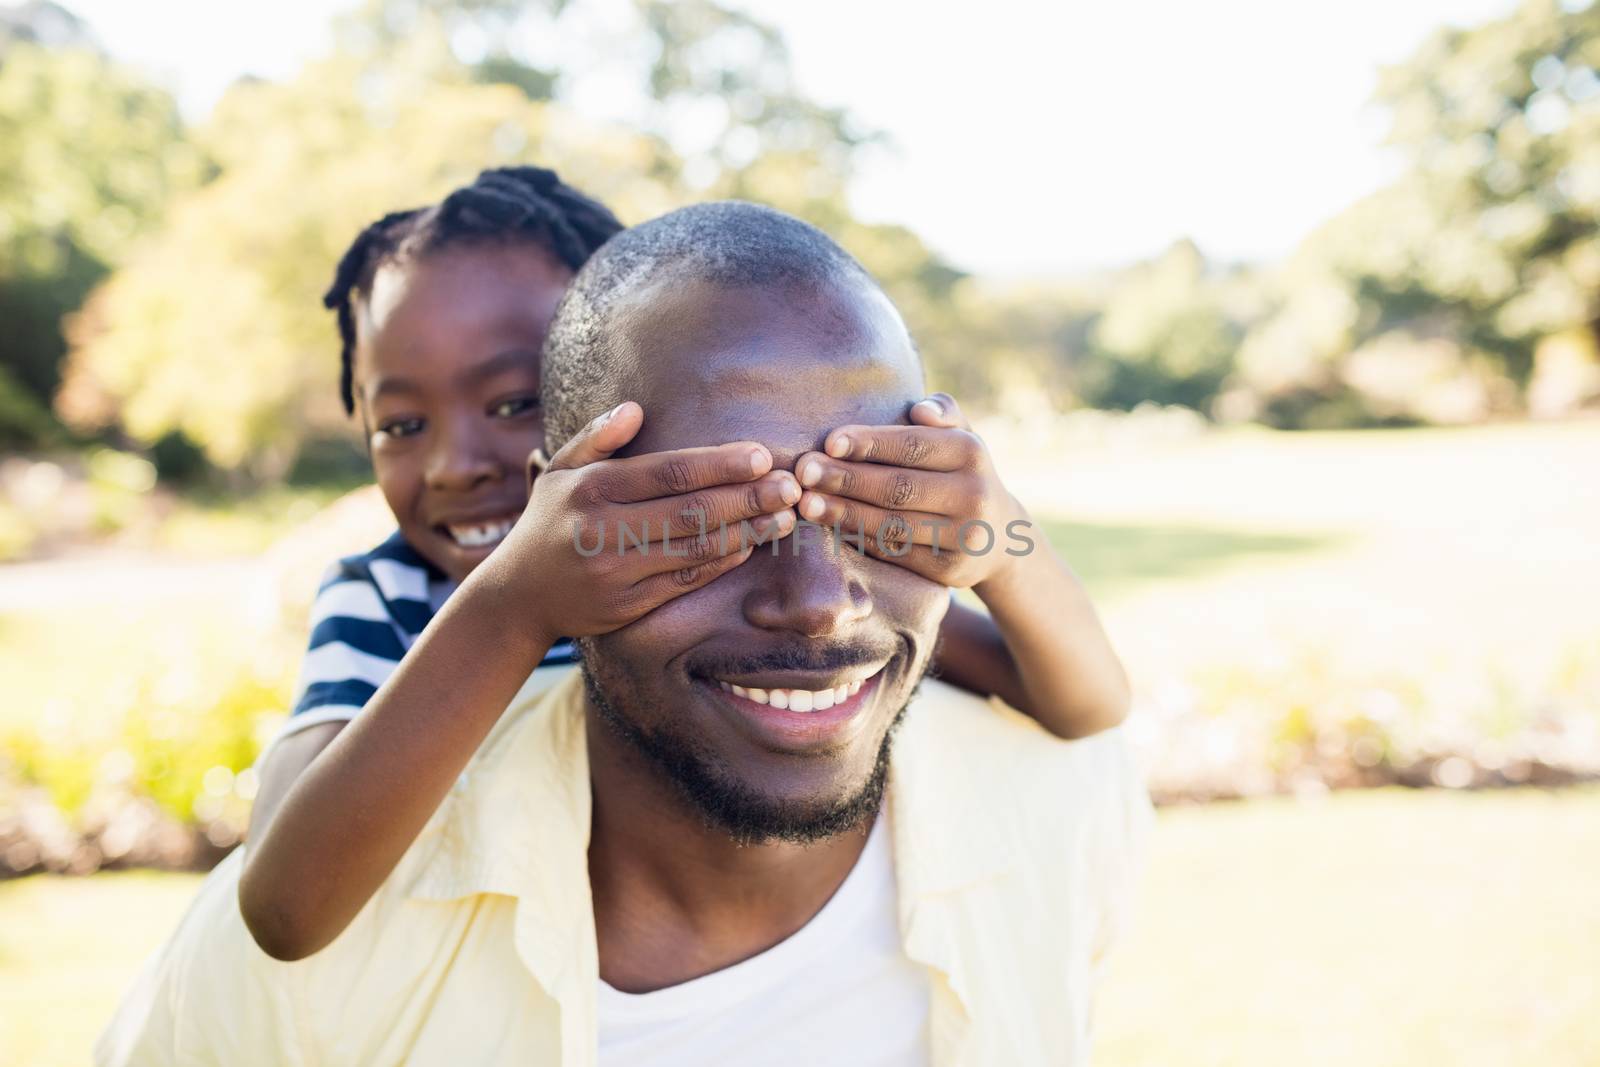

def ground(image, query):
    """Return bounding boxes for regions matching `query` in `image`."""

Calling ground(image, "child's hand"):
[492,401,800,647]
[792,393,1027,590]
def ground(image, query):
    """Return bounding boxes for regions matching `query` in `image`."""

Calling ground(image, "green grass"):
[0,871,202,1067]
[1012,420,1600,688]
[1097,788,1600,1067]
[1037,517,1343,598]
[2,790,1595,1066]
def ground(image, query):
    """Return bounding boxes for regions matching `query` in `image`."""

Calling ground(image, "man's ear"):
[525,446,552,494]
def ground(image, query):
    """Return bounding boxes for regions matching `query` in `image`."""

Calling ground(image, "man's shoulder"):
[893,679,1151,870]
[899,678,1141,795]
[95,849,305,1064]
[398,665,589,901]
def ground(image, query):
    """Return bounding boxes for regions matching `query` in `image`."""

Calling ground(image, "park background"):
[2,0,1598,1063]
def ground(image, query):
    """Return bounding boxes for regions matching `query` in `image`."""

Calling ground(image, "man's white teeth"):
[718,678,865,713]
[447,518,515,548]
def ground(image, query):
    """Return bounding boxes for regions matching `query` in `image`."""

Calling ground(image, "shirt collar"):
[403,669,591,905]
[889,686,1028,896]
[400,669,1015,1056]
[403,668,596,1015]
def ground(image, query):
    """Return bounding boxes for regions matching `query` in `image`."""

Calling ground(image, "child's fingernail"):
[750,448,769,475]
[799,459,820,486]
[801,494,826,521]
[827,435,849,458]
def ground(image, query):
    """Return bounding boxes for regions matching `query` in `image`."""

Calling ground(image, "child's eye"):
[379,417,425,439]
[490,396,540,419]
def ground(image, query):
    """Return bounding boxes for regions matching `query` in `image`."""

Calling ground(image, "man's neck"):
[584,713,873,994]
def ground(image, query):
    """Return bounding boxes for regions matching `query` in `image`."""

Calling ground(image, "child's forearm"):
[936,526,1130,739]
[238,571,555,960]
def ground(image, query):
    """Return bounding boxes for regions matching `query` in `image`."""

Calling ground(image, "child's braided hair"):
[323,166,624,415]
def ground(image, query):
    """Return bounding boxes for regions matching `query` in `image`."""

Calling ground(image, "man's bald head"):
[541,201,904,456]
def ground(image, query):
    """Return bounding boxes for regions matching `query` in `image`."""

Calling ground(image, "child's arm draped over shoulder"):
[239,403,800,960]
[792,393,1129,739]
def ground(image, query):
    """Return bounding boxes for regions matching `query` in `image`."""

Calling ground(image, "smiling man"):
[98,203,1149,1067]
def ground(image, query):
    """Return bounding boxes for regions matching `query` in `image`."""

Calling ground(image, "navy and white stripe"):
[282,530,576,739]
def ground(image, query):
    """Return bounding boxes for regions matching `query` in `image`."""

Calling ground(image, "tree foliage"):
[1229,0,1600,424]
[24,0,1600,473]
[0,29,195,440]
[57,0,976,475]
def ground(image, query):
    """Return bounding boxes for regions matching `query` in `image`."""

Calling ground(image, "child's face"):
[352,243,572,583]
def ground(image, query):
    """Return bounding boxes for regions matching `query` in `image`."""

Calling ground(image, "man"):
[98,202,1150,1066]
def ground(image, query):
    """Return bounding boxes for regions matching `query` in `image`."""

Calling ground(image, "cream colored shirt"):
[97,667,1151,1067]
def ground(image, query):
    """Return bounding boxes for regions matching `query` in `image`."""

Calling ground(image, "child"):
[240,167,1130,960]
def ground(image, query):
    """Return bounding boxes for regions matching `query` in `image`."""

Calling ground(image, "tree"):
[1224,0,1600,425]
[59,0,975,474]
[1365,0,1600,385]
[60,43,684,476]
[1079,241,1246,412]
[0,31,196,443]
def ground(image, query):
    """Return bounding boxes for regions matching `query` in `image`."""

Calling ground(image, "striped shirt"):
[281,530,576,740]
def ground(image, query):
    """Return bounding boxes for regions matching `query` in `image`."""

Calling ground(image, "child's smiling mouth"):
[438,516,518,549]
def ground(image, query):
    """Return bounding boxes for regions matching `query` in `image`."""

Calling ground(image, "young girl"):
[240,165,1131,960]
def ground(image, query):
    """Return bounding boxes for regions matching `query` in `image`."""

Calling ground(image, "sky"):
[67,0,1521,277]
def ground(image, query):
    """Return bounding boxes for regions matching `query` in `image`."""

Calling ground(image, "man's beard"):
[578,643,926,847]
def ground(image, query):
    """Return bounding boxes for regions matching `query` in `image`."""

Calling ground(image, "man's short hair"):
[541,201,878,454]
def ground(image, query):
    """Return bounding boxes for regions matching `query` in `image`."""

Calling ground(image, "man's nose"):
[424,417,503,492]
[742,526,873,638]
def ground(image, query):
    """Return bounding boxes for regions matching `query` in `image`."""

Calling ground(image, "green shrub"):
[0,607,294,846]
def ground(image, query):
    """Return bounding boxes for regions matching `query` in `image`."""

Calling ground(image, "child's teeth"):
[449,519,514,548]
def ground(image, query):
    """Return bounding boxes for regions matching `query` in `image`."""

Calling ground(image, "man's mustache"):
[685,640,900,680]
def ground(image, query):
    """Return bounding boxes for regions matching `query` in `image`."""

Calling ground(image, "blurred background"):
[1,0,1597,1063]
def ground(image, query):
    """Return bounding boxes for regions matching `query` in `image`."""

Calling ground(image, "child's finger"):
[822,423,978,472]
[794,451,970,516]
[545,401,646,472]
[795,491,966,553]
[846,542,969,584]
[594,441,774,503]
[625,471,801,539]
[623,537,762,616]
[642,509,797,564]
[908,393,970,430]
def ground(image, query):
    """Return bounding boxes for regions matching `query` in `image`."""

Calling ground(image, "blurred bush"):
[0,450,157,559]
[1133,639,1600,804]
[0,606,294,874]
[0,480,396,875]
